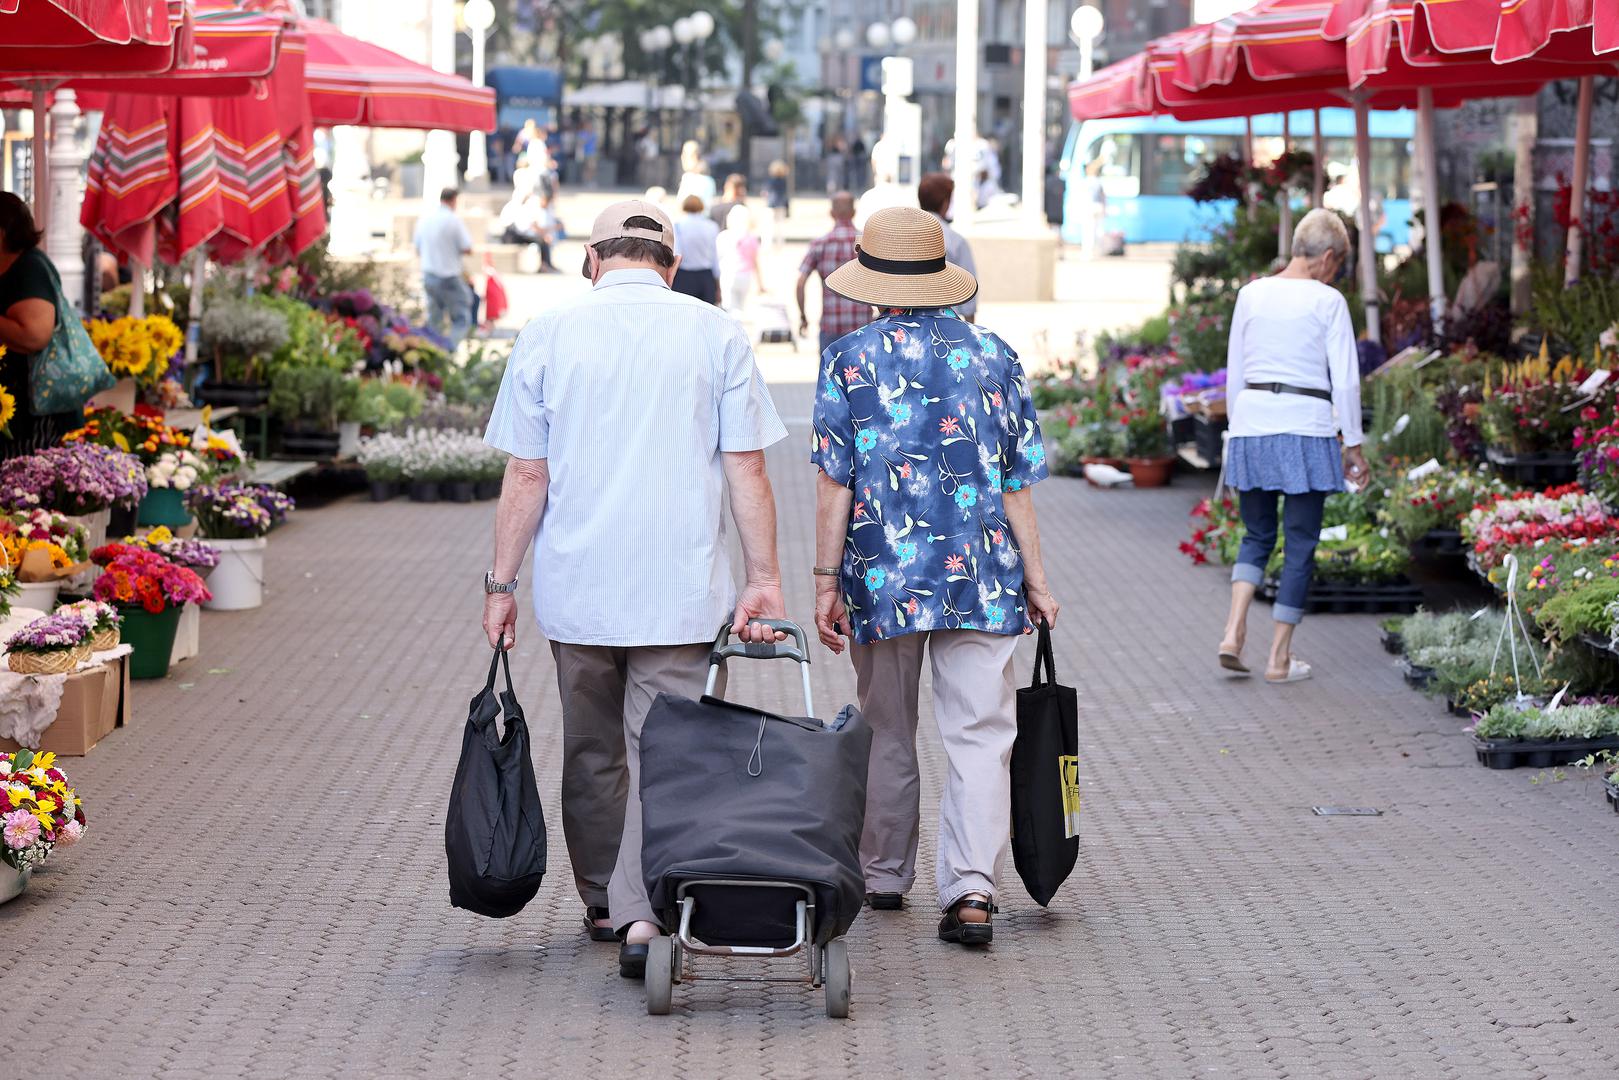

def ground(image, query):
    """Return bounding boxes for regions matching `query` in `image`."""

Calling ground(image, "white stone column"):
[45,88,85,309]
[421,0,458,205]
[1417,86,1445,332]
[1353,94,1381,345]
[952,0,979,228]
[1020,0,1048,225]
[1509,96,1537,316]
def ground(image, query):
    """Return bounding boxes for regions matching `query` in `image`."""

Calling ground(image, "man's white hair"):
[1293,208,1350,260]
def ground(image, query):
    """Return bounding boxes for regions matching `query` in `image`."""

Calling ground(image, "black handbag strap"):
[486,643,516,698]
[1028,618,1057,689]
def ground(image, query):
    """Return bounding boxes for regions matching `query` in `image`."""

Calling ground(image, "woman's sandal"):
[583,905,617,943]
[1265,656,1312,684]
[937,898,994,946]
[1218,650,1251,675]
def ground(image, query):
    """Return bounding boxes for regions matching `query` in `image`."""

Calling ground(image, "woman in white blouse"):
[1218,209,1369,684]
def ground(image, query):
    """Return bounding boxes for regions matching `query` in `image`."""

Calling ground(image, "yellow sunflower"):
[0,381,13,439]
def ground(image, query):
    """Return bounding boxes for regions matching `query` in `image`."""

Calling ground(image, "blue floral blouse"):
[811,307,1048,644]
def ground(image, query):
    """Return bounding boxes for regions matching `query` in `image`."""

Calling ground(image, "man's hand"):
[814,582,850,654]
[1025,586,1061,632]
[798,313,809,335]
[484,593,517,649]
[732,580,787,644]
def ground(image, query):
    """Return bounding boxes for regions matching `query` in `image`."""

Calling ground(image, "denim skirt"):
[1225,434,1344,494]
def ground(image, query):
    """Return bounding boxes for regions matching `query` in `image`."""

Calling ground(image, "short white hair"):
[1293,208,1350,260]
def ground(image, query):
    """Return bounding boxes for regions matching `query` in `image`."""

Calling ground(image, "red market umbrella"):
[299,17,495,132]
[0,0,182,74]
[1496,0,1619,60]
[1174,0,1346,97]
[259,23,325,258]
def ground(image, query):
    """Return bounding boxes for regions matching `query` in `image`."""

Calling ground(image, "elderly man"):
[415,186,474,349]
[482,199,789,979]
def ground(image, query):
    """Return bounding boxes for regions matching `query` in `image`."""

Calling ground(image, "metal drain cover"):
[1312,806,1382,816]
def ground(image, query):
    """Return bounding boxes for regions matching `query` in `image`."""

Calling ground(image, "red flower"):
[899,463,912,479]
[853,502,867,519]
[939,417,961,436]
[843,366,861,383]
[944,554,966,573]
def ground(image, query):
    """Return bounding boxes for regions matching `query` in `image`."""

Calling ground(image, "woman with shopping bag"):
[809,207,1061,946]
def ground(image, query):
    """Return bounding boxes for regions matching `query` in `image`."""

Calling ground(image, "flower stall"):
[0,750,86,903]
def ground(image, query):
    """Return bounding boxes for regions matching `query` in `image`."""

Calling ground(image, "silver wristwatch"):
[484,570,519,594]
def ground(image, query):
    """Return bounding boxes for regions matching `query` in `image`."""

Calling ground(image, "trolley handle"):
[705,620,815,718]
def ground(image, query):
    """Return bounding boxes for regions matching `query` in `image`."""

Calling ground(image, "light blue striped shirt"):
[484,268,788,647]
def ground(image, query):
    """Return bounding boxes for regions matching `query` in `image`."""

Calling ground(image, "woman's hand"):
[1026,586,1061,631]
[815,582,850,654]
[1343,445,1370,490]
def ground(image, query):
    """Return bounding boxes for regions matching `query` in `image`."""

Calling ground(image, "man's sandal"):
[937,898,993,946]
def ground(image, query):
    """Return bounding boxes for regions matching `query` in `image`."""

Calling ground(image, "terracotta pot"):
[1126,456,1176,488]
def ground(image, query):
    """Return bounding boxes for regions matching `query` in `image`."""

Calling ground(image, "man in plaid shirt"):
[796,192,874,355]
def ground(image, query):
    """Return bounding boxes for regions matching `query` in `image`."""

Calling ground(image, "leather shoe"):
[867,892,904,911]
[618,942,650,980]
[937,898,993,946]
[583,906,617,943]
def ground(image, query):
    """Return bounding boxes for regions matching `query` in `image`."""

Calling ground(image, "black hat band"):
[856,246,947,275]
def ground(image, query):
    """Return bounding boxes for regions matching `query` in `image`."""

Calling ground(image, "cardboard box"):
[0,656,130,757]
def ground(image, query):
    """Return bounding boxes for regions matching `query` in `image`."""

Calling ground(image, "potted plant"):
[1122,407,1175,487]
[269,366,357,459]
[197,297,291,407]
[137,448,204,528]
[184,483,294,610]
[0,510,90,612]
[475,446,506,500]
[127,526,221,579]
[444,436,479,503]
[57,599,122,651]
[0,749,86,904]
[356,433,405,501]
[0,443,147,518]
[4,612,94,674]
[91,547,211,678]
[84,314,184,413]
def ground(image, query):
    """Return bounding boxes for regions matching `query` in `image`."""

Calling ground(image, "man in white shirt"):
[481,198,788,979]
[414,187,474,349]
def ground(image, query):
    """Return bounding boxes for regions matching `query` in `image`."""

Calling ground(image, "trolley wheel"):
[646,938,674,1016]
[823,939,851,1019]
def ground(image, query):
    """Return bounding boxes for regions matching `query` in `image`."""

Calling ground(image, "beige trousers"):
[550,641,717,933]
[849,629,1020,911]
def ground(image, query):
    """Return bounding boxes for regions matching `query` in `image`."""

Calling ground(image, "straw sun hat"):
[826,206,978,309]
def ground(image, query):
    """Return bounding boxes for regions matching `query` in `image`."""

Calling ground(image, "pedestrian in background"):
[809,206,1059,946]
[482,199,788,979]
[415,186,474,350]
[1218,208,1367,684]
[676,141,717,206]
[796,192,872,355]
[0,192,71,457]
[671,194,721,305]
[764,160,790,249]
[708,173,748,228]
[917,172,977,320]
[716,204,762,316]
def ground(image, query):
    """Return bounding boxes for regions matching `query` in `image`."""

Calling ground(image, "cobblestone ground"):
[10,378,1619,1079]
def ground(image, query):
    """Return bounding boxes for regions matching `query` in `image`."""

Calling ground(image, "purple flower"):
[5,612,92,653]
[0,445,146,514]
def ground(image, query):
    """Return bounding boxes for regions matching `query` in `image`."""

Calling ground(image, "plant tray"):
[1379,627,1404,655]
[1259,576,1424,614]
[1471,734,1619,770]
[194,381,270,409]
[1604,775,1619,814]
[1484,446,1578,487]
[1192,414,1228,468]
[1414,529,1466,558]
[1400,658,1436,690]
[1445,697,1473,719]
[1578,632,1619,660]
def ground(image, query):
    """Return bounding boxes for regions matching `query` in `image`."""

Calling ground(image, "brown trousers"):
[849,629,1019,911]
[549,641,718,933]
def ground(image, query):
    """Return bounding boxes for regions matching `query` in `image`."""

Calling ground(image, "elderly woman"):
[1219,208,1368,683]
[811,207,1060,946]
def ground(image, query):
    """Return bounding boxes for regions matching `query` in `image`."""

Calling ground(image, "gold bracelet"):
[812,566,840,577]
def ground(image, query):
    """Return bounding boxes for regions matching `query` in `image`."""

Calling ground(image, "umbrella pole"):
[1353,94,1380,345]
[185,249,206,371]
[1510,96,1537,316]
[1566,75,1594,287]
[32,87,48,231]
[1312,108,1324,209]
[1244,116,1256,223]
[1417,87,1445,335]
[1279,112,1293,262]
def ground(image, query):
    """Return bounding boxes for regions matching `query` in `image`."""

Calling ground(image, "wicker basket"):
[7,649,80,675]
[91,627,120,652]
[69,643,91,666]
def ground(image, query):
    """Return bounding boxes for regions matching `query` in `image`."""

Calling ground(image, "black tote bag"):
[445,646,547,918]
[1010,621,1080,907]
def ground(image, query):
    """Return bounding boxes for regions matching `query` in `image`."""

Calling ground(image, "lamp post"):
[1021,0,1051,225]
[1070,5,1104,83]
[672,12,714,149]
[422,0,459,205]
[462,0,495,185]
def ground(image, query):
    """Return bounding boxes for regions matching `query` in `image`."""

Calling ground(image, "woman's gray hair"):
[1292,208,1350,260]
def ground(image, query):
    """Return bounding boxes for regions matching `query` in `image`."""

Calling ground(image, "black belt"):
[1246,382,1332,403]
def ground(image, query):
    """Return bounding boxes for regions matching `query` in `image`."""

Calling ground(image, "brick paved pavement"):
[8,377,1619,1079]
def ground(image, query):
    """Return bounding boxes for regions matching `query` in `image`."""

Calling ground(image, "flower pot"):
[117,604,183,680]
[280,427,341,460]
[15,580,60,612]
[137,487,192,528]
[1126,456,1176,488]
[204,537,267,611]
[169,602,199,664]
[195,380,270,408]
[338,421,362,458]
[368,480,399,502]
[0,863,27,905]
[91,626,121,652]
[445,480,476,503]
[1080,456,1127,470]
[66,508,111,554]
[474,479,502,501]
[108,502,136,539]
[408,481,441,503]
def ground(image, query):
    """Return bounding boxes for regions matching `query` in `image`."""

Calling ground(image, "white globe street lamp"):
[461,0,496,185]
[1070,5,1105,82]
[690,11,716,40]
[763,38,786,63]
[834,27,857,50]
[673,16,696,46]
[891,16,918,47]
[866,23,891,49]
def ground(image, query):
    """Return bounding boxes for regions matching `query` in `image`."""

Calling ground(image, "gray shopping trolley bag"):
[640,624,872,947]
